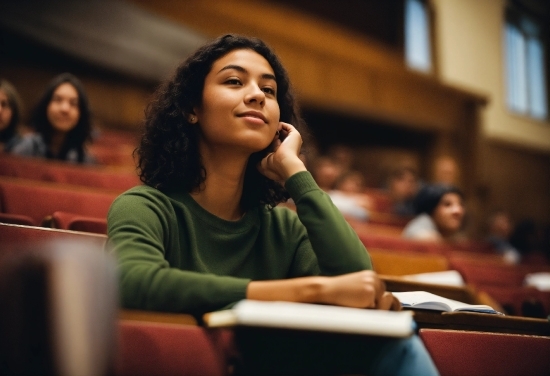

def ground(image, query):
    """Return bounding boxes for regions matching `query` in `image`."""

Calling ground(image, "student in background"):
[11,73,94,163]
[386,166,420,216]
[309,155,344,191]
[108,34,438,376]
[402,184,465,242]
[329,170,373,221]
[486,210,521,264]
[0,79,23,152]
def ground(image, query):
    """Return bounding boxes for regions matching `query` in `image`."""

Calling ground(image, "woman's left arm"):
[258,122,372,275]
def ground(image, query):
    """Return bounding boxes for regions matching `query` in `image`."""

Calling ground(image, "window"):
[504,8,548,120]
[405,0,432,73]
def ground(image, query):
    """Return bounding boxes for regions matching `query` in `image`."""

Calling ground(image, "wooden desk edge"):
[411,310,550,336]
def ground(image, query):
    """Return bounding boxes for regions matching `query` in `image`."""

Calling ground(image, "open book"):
[204,300,414,338]
[393,291,502,314]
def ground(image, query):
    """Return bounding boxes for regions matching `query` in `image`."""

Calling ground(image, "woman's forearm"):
[246,271,400,310]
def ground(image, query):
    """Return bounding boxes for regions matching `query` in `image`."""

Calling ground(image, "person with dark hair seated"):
[402,184,465,241]
[107,34,439,376]
[11,73,94,163]
[0,79,23,152]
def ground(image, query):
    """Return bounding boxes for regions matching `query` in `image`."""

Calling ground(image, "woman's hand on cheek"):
[257,122,306,183]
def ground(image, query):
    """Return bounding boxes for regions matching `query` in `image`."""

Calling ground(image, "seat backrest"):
[0,223,107,256]
[477,285,550,318]
[369,248,449,276]
[51,211,108,234]
[0,212,37,226]
[419,328,550,376]
[0,176,118,224]
[0,154,139,191]
[115,321,235,376]
[450,259,550,288]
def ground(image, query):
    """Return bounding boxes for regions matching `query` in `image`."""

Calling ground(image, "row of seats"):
[0,175,118,228]
[117,320,550,376]
[0,153,140,191]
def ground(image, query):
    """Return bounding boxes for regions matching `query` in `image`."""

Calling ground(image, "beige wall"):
[432,0,550,152]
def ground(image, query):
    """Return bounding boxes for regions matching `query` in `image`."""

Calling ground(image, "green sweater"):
[107,171,372,316]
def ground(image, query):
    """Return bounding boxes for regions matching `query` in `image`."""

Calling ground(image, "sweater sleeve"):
[107,188,249,315]
[285,171,372,275]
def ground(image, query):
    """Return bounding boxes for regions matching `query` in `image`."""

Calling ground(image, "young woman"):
[108,34,438,376]
[11,73,94,163]
[0,79,23,152]
[402,184,465,241]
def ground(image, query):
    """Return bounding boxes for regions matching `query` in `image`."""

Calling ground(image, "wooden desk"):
[411,310,550,337]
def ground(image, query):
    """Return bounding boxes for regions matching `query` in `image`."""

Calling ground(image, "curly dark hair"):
[137,34,308,210]
[31,73,92,163]
[0,79,23,144]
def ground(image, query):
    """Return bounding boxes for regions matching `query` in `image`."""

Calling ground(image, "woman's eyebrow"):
[218,64,276,81]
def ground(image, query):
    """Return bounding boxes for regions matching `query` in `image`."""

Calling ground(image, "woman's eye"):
[225,78,242,85]
[262,87,276,95]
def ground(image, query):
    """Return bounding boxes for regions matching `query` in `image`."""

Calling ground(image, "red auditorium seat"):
[50,211,108,234]
[449,259,550,288]
[115,321,235,376]
[476,285,550,318]
[0,176,118,225]
[0,154,139,191]
[0,223,107,256]
[419,329,550,376]
[0,212,37,226]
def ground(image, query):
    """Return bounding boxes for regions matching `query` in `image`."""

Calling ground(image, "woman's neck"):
[190,148,249,221]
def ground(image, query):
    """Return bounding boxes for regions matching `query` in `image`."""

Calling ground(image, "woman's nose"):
[59,101,71,112]
[245,84,265,105]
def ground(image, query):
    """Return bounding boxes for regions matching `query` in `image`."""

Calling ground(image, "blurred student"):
[328,144,355,173]
[486,210,521,264]
[11,73,94,163]
[310,155,344,191]
[0,79,23,152]
[386,166,420,216]
[329,170,372,221]
[432,155,459,186]
[402,184,465,242]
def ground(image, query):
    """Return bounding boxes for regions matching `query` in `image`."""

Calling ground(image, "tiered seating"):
[88,129,139,167]
[448,257,550,317]
[0,153,139,191]
[0,176,118,226]
[49,211,108,234]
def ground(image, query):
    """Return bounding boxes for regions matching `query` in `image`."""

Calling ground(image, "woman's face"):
[432,192,465,235]
[47,83,80,133]
[194,48,280,154]
[0,89,13,131]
